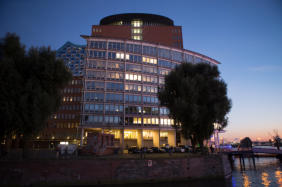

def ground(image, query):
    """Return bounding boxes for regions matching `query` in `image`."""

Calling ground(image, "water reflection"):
[242,173,250,187]
[232,157,282,187]
[275,169,282,186]
[261,172,270,186]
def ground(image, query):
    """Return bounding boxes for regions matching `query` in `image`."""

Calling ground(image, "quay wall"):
[0,154,231,186]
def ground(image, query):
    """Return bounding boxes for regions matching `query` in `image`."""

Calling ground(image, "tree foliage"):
[0,33,72,141]
[158,62,231,148]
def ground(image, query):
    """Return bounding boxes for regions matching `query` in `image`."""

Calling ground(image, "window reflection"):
[275,169,282,185]
[261,172,271,186]
[242,173,250,187]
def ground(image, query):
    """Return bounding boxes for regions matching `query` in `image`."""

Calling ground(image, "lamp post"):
[213,123,221,149]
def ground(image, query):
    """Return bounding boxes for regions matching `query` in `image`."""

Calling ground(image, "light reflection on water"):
[232,157,282,187]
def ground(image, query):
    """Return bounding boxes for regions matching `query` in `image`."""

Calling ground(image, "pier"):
[225,148,282,170]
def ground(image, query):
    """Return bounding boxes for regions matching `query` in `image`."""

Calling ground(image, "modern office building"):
[80,13,220,149]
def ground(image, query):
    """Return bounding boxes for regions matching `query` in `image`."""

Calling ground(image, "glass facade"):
[81,38,218,129]
[56,42,86,76]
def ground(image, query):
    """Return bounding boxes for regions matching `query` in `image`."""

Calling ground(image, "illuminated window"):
[133,117,138,124]
[133,117,142,124]
[143,131,153,139]
[143,118,147,124]
[125,54,130,60]
[142,57,157,64]
[125,73,142,82]
[160,132,168,137]
[132,35,142,40]
[116,53,120,59]
[124,130,137,139]
[131,20,143,27]
[132,28,142,34]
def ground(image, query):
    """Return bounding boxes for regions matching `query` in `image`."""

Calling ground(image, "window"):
[126,64,141,72]
[132,35,142,40]
[89,50,106,59]
[85,92,104,102]
[87,60,105,69]
[84,104,103,113]
[106,82,124,91]
[87,71,105,79]
[143,46,157,56]
[125,84,142,92]
[107,62,124,70]
[106,72,124,80]
[125,73,142,82]
[131,20,143,27]
[143,118,159,125]
[171,51,183,62]
[159,68,170,75]
[132,28,142,34]
[108,42,125,51]
[86,81,104,90]
[105,104,123,114]
[143,66,158,74]
[158,59,172,68]
[129,54,142,63]
[106,93,123,102]
[126,44,142,54]
[90,41,107,49]
[158,48,170,59]
[125,95,142,103]
[142,57,157,64]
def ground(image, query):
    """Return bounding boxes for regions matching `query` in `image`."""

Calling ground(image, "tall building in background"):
[56,41,86,76]
[36,42,85,147]
[80,13,220,149]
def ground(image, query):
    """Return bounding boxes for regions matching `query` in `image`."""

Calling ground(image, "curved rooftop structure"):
[100,13,174,26]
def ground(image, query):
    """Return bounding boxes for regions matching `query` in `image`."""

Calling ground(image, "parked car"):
[178,145,191,152]
[174,147,183,153]
[151,147,160,153]
[128,146,140,154]
[159,147,166,153]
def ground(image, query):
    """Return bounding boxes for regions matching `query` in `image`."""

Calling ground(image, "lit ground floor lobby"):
[80,128,190,148]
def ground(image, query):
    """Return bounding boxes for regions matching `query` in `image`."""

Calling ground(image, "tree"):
[158,62,231,150]
[271,129,281,150]
[0,33,72,145]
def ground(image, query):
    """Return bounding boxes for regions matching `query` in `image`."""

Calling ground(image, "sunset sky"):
[1,0,281,142]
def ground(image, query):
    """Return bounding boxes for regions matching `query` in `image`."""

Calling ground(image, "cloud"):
[249,65,282,72]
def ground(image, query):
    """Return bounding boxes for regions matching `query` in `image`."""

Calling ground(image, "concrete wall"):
[0,155,231,186]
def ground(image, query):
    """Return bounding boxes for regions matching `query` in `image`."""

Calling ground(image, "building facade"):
[80,13,220,149]
[56,41,86,76]
[36,42,85,148]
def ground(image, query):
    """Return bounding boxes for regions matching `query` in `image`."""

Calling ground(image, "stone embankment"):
[0,154,231,186]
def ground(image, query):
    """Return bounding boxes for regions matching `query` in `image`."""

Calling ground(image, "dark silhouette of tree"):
[272,129,281,150]
[0,33,72,146]
[158,63,231,150]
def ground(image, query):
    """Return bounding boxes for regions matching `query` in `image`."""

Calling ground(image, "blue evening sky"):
[1,0,281,141]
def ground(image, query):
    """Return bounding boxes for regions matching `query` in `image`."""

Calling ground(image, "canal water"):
[98,157,282,187]
[232,157,282,187]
